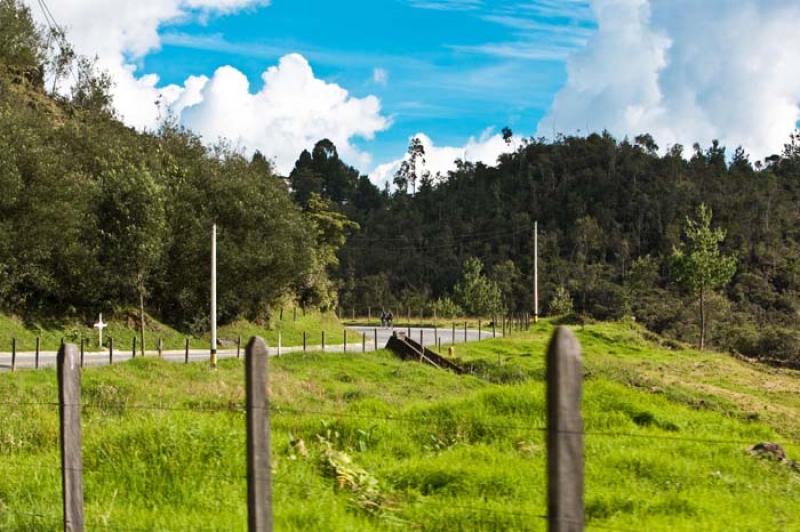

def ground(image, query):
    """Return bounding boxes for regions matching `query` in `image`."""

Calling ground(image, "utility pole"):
[210,224,218,368]
[534,220,539,324]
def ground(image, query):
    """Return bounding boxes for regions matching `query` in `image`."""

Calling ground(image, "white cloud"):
[34,1,389,174]
[372,67,389,86]
[369,129,520,188]
[537,0,800,160]
[173,54,390,174]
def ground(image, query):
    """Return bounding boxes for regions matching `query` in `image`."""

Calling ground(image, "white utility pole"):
[210,224,218,368]
[534,220,539,324]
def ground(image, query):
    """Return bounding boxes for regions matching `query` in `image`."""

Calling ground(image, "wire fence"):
[1,328,794,531]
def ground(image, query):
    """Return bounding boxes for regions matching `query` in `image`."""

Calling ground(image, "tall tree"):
[672,204,736,350]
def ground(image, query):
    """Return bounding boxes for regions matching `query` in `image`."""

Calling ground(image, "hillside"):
[1,321,798,531]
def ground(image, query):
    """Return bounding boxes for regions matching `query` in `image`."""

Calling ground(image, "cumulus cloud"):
[537,0,800,161]
[34,1,388,174]
[172,54,390,174]
[36,1,269,129]
[369,129,520,188]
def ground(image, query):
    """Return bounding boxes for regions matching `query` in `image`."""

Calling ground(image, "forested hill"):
[0,0,348,331]
[290,133,800,362]
[2,0,800,363]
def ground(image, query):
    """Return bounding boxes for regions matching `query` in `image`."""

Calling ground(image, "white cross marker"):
[94,313,107,347]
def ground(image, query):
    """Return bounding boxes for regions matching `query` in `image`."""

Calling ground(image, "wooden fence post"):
[493,320,496,338]
[57,343,84,531]
[35,336,40,369]
[277,332,282,357]
[344,329,348,353]
[373,328,378,352]
[362,333,366,353]
[464,321,467,343]
[322,331,326,353]
[238,336,242,359]
[79,339,84,368]
[185,338,190,364]
[478,320,482,341]
[245,336,273,532]
[108,337,113,365]
[132,336,136,359]
[303,332,307,353]
[451,323,455,346]
[158,337,163,358]
[546,326,583,532]
[11,338,16,372]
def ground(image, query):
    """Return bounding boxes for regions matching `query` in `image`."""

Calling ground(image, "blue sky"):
[40,0,800,180]
[141,0,594,170]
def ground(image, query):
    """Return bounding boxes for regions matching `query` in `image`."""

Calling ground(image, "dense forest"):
[2,0,799,362]
[0,0,347,332]
[293,130,800,362]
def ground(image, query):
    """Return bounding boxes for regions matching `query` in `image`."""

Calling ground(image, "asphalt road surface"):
[0,326,499,371]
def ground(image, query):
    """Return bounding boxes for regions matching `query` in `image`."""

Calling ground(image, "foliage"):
[431,296,463,319]
[452,258,503,316]
[672,204,736,349]
[549,286,573,316]
[0,5,331,332]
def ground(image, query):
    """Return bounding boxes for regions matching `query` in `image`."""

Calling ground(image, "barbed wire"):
[0,399,791,447]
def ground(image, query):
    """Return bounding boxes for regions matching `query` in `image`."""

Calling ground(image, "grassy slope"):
[0,311,352,352]
[1,321,799,531]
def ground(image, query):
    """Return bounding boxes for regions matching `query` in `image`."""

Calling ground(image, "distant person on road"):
[386,310,394,328]
[380,310,386,327]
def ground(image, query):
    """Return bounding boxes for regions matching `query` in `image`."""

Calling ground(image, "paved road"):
[0,326,499,371]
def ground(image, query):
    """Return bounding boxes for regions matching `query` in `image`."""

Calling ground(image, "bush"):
[549,286,573,316]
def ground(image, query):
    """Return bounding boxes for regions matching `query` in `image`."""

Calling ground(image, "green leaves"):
[672,204,736,294]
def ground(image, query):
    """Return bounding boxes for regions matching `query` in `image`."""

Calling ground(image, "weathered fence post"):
[11,338,16,372]
[79,339,84,368]
[344,329,348,353]
[108,337,113,365]
[407,324,411,337]
[434,325,438,348]
[546,326,584,532]
[158,337,163,358]
[464,321,468,343]
[419,329,423,347]
[132,336,136,359]
[185,338,190,364]
[277,332,282,357]
[238,336,242,359]
[57,343,84,532]
[303,332,307,353]
[373,328,378,352]
[362,334,366,353]
[478,320,482,341]
[322,331,326,352]
[245,336,273,532]
[35,336,40,369]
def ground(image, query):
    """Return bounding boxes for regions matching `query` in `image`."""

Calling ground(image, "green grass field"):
[1,320,798,530]
[0,310,354,352]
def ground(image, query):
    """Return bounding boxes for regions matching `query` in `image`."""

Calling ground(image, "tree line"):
[0,0,346,333]
[2,0,799,363]
[291,132,800,361]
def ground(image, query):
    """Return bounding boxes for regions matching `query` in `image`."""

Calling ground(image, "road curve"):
[0,326,500,371]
